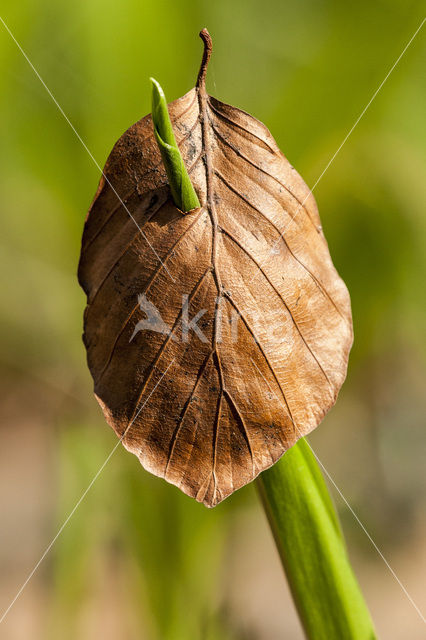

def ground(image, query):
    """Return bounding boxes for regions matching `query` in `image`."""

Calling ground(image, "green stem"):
[150,78,200,212]
[256,438,377,640]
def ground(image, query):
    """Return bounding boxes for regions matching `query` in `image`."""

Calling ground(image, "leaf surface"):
[78,30,352,507]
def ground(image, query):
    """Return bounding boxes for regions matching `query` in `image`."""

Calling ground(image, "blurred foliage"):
[0,0,425,638]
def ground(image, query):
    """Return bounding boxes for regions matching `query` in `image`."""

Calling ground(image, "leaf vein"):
[215,170,346,319]
[221,228,332,386]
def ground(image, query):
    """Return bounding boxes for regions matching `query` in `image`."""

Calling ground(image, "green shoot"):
[150,78,200,212]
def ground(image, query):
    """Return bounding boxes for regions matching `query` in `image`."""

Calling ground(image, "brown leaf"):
[78,30,353,507]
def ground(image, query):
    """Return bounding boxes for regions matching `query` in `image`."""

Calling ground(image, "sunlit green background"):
[1,1,425,638]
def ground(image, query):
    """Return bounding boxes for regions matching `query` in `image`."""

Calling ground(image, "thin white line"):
[0,15,176,283]
[313,451,426,624]
[250,357,426,623]
[252,17,425,283]
[0,358,175,625]
[308,17,425,197]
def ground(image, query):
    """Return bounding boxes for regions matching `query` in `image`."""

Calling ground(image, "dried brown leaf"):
[78,30,353,507]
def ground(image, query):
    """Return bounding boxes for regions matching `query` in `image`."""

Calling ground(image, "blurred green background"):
[0,1,425,638]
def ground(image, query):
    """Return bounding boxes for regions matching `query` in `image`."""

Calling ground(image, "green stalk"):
[151,79,376,640]
[257,438,377,640]
[150,78,200,212]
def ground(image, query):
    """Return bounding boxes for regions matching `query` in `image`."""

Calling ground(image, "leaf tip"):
[150,77,163,109]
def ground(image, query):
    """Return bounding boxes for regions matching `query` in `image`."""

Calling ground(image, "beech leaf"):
[78,29,353,507]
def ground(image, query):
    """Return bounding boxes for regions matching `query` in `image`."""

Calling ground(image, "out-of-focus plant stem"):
[257,437,377,640]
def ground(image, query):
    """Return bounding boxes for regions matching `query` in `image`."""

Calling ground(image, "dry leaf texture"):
[78,30,353,506]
